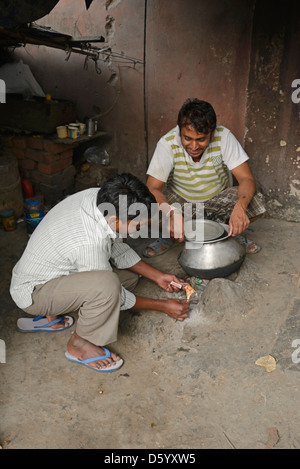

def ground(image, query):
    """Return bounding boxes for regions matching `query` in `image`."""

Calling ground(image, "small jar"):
[24,197,45,236]
[0,208,17,231]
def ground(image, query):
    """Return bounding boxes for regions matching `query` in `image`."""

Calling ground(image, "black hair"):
[177,99,217,134]
[97,173,156,221]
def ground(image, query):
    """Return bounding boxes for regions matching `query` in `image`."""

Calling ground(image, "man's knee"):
[114,269,139,292]
[74,271,121,304]
[89,271,121,296]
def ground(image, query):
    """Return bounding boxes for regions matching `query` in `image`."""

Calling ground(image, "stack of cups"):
[68,123,80,139]
[56,122,86,139]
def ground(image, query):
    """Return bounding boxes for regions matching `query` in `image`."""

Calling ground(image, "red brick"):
[38,157,72,175]
[9,148,26,160]
[30,169,62,186]
[25,148,42,162]
[59,148,73,160]
[38,152,61,164]
[38,182,64,206]
[27,137,44,150]
[61,164,76,189]
[25,148,59,163]
[19,159,36,170]
[0,135,14,147]
[43,140,68,154]
[13,137,27,149]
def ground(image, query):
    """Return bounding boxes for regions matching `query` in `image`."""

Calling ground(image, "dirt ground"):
[0,216,300,450]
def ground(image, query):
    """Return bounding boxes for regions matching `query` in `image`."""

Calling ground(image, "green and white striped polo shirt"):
[147,125,249,202]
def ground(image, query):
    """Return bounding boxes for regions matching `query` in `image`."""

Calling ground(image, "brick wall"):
[0,134,77,207]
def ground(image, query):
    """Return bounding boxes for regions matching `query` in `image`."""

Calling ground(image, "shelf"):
[52,131,109,145]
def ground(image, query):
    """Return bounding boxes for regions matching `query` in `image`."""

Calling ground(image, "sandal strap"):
[33,315,64,328]
[80,347,111,364]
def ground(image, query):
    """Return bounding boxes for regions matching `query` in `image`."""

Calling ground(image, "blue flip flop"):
[17,315,74,332]
[65,347,124,372]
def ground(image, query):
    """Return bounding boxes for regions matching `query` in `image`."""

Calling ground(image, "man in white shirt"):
[10,173,189,372]
[144,99,266,257]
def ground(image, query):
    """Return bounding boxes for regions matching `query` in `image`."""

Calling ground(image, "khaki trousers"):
[22,269,139,346]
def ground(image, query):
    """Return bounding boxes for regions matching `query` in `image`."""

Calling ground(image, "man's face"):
[180,125,212,160]
[117,217,150,236]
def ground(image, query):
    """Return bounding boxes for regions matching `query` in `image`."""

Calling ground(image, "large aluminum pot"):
[178,220,246,279]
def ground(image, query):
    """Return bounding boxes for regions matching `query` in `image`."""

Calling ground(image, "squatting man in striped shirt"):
[143,99,266,258]
[10,174,189,372]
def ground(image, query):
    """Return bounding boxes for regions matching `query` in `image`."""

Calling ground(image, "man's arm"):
[129,259,184,292]
[146,176,185,241]
[229,161,256,236]
[146,176,168,208]
[128,259,189,321]
[132,295,189,322]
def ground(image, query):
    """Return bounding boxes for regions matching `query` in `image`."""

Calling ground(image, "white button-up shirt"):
[10,188,140,310]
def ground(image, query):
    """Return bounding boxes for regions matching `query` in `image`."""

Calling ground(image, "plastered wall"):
[13,0,300,220]
[244,0,300,221]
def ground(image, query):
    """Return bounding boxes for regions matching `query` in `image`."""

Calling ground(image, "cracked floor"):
[0,217,300,449]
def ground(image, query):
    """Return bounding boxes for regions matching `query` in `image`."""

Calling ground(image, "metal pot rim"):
[184,231,230,245]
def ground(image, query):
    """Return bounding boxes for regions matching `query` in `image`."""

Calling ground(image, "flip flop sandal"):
[142,237,180,258]
[234,235,261,254]
[65,348,123,373]
[17,315,74,332]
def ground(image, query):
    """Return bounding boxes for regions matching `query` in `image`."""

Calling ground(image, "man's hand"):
[228,201,250,237]
[162,298,190,321]
[129,261,185,291]
[133,296,190,322]
[169,211,185,242]
[229,162,256,236]
[146,176,185,242]
[155,273,185,292]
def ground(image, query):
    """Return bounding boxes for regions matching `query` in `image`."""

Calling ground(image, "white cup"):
[68,125,80,139]
[79,123,86,134]
[56,125,67,138]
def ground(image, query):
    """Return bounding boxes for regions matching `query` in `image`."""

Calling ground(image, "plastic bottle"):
[194,278,210,296]
[84,147,110,165]
[20,172,34,198]
[0,208,17,231]
[24,197,45,236]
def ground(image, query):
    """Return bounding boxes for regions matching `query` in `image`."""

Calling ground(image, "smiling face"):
[180,125,212,161]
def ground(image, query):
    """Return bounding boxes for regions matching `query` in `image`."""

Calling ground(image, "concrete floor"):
[0,216,300,449]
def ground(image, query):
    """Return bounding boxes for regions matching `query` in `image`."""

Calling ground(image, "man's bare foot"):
[67,332,120,370]
[46,315,71,330]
